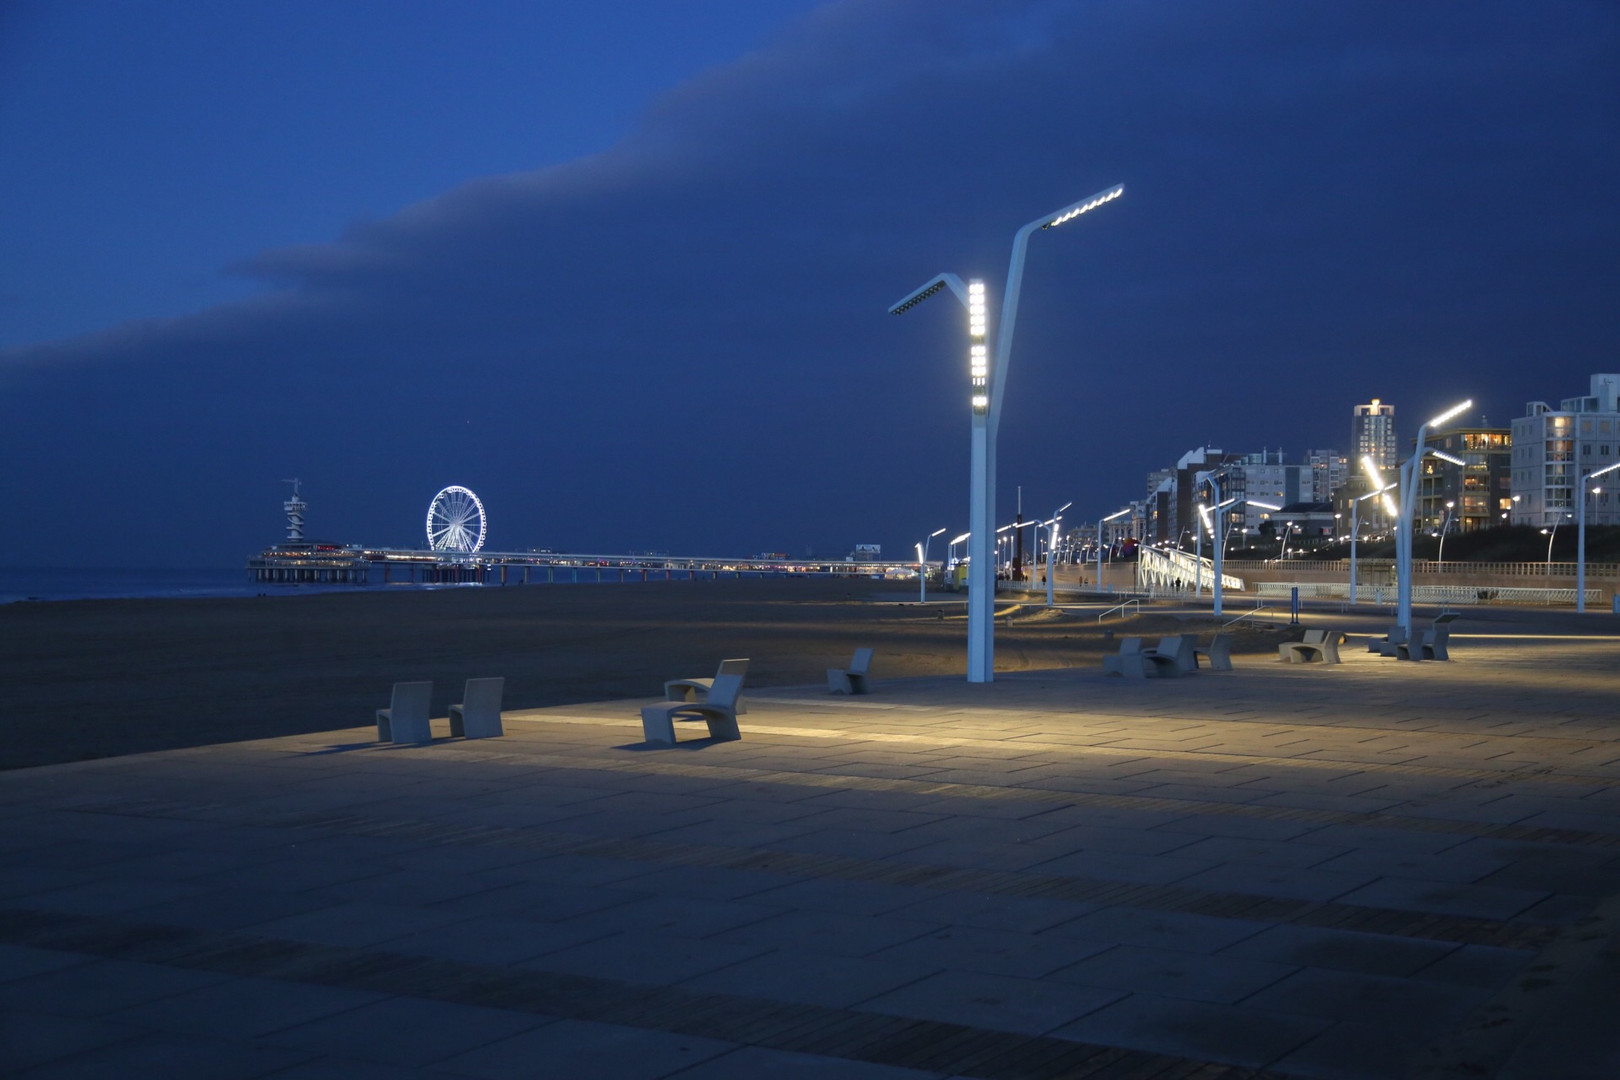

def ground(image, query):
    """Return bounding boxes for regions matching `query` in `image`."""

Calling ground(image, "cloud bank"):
[4,0,1617,566]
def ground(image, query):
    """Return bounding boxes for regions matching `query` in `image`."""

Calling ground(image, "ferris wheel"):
[426,485,487,553]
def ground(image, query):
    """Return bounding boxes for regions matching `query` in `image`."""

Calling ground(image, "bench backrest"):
[706,673,744,709]
[460,677,504,714]
[849,647,874,675]
[389,681,433,719]
[716,658,750,678]
[1302,629,1327,644]
[1153,636,1196,670]
[1117,637,1142,655]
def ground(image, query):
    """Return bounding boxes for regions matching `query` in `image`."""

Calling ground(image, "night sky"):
[3,1,1617,568]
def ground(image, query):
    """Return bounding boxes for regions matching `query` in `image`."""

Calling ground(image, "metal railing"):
[1222,603,1274,630]
[1252,581,1601,606]
[1098,599,1141,623]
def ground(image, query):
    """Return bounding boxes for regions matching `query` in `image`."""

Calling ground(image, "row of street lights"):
[892,190,1614,682]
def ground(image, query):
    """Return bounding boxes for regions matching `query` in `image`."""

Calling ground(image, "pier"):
[248,543,919,587]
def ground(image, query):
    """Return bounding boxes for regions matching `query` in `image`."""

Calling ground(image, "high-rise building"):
[1512,374,1620,527]
[1353,399,1397,470]
[1418,426,1512,533]
[1306,449,1347,502]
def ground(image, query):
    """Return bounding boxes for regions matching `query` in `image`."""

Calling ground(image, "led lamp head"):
[1428,399,1473,428]
[1428,449,1467,466]
[1041,184,1125,229]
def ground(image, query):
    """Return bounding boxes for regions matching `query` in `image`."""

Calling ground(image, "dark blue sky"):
[3,1,1617,567]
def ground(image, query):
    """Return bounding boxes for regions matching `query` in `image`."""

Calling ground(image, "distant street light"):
[1577,462,1620,612]
[1046,501,1071,606]
[915,527,947,604]
[1542,513,1571,566]
[1396,398,1472,637]
[1350,469,1397,605]
[1437,501,1456,565]
[947,531,971,573]
[888,184,1124,684]
[1095,508,1131,593]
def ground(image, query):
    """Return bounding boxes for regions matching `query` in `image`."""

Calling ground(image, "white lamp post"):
[888,184,1124,683]
[916,527,946,604]
[1437,501,1455,566]
[1096,508,1130,593]
[1046,501,1071,606]
[1350,476,1396,606]
[1577,462,1620,612]
[947,531,971,576]
[1396,399,1472,637]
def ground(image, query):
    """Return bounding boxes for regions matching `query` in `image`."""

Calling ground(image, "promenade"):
[3,607,1618,1078]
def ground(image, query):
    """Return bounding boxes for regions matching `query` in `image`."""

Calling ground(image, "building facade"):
[1353,398,1398,470]
[1511,374,1620,527]
[1417,426,1512,533]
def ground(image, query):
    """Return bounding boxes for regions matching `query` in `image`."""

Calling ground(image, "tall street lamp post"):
[888,184,1124,683]
[1396,399,1472,638]
[1437,501,1455,566]
[1542,513,1571,566]
[1577,462,1620,613]
[1096,508,1130,593]
[915,527,946,605]
[1046,501,1071,606]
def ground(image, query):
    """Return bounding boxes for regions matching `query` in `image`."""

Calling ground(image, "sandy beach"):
[0,578,1297,771]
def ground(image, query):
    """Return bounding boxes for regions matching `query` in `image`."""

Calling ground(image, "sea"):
[0,566,367,605]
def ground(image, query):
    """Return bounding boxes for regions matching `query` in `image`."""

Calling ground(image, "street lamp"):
[888,184,1124,683]
[1542,512,1571,566]
[1046,501,1071,606]
[1437,501,1456,566]
[915,527,946,604]
[947,531,971,574]
[1577,462,1620,612]
[1095,507,1130,594]
[1396,398,1472,637]
[1350,467,1397,605]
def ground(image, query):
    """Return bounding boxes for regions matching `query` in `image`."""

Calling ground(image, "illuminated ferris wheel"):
[426,485,486,553]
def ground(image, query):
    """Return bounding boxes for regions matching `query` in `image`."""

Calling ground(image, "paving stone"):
[859,969,1124,1036]
[677,949,939,1010]
[437,1017,734,1079]
[108,974,387,1039]
[0,1008,142,1072]
[1215,924,1457,977]
[263,996,551,1067]
[1051,943,1294,1004]
[7,1029,314,1079]
[1050,992,1328,1069]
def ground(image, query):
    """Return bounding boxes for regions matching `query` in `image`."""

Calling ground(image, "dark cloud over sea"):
[4,0,1616,566]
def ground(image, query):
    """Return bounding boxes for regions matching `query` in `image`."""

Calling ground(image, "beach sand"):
[1,578,1293,770]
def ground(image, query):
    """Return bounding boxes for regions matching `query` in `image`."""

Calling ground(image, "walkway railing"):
[1098,599,1141,623]
[1252,581,1600,606]
[1222,603,1274,630]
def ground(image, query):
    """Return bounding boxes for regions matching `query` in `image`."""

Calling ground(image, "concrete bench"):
[1420,613,1461,660]
[827,648,874,694]
[1281,629,1341,664]
[376,680,433,744]
[1141,635,1197,677]
[1194,634,1233,671]
[1102,637,1143,676]
[640,674,743,745]
[665,658,749,714]
[449,677,504,739]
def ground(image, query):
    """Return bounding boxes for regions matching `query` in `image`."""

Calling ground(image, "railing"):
[1098,599,1141,623]
[1223,558,1619,578]
[1252,581,1601,606]
[1222,603,1274,630]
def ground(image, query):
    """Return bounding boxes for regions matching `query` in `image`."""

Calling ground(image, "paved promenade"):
[3,611,1618,1078]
